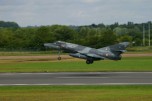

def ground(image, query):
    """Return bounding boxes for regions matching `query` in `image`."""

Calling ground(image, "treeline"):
[0,21,151,51]
[0,21,19,28]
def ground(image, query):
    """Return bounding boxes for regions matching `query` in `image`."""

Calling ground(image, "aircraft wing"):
[86,53,105,59]
[78,51,105,60]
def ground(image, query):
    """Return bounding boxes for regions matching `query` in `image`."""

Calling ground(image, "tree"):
[32,26,54,50]
[0,28,13,48]
[95,29,117,48]
[0,21,19,28]
[118,35,132,42]
[51,25,75,42]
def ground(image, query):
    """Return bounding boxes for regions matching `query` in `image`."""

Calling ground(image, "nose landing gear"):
[57,48,61,60]
[58,57,61,60]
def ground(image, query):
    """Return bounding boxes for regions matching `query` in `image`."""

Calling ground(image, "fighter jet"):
[44,41,129,64]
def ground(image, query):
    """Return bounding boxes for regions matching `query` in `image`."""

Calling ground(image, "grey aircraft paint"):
[44,41,129,64]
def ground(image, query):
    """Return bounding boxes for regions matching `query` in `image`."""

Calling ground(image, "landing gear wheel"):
[57,48,61,60]
[86,59,93,64]
[58,57,61,60]
[90,60,94,64]
[86,60,90,64]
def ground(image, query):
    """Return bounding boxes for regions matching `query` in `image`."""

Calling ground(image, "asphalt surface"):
[0,72,152,86]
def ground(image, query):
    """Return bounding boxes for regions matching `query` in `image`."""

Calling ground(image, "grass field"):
[127,46,152,52]
[0,57,151,72]
[0,51,56,56]
[0,85,152,101]
[0,54,152,101]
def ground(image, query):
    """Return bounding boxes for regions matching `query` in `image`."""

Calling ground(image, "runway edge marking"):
[0,83,152,86]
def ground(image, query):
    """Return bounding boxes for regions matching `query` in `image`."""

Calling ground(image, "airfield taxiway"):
[0,72,152,86]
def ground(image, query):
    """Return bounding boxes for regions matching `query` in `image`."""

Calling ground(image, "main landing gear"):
[86,59,94,64]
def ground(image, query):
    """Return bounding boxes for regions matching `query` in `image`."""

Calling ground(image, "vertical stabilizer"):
[98,42,130,55]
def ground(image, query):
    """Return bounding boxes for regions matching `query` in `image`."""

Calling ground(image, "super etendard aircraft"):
[44,41,129,64]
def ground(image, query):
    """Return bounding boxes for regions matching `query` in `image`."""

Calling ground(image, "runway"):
[0,72,152,86]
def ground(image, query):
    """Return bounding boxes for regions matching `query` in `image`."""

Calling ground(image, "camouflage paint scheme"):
[44,41,129,64]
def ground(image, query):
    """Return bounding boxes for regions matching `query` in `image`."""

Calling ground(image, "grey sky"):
[0,0,151,26]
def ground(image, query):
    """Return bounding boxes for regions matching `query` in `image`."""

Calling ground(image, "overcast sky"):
[0,0,151,26]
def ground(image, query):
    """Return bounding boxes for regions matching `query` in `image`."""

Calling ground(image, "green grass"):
[0,57,152,72]
[0,85,152,101]
[0,51,59,56]
[127,46,152,52]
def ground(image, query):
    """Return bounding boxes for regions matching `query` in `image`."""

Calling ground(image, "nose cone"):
[44,43,60,49]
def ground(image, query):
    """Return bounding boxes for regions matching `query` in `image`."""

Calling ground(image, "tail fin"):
[98,42,130,55]
[109,42,129,53]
